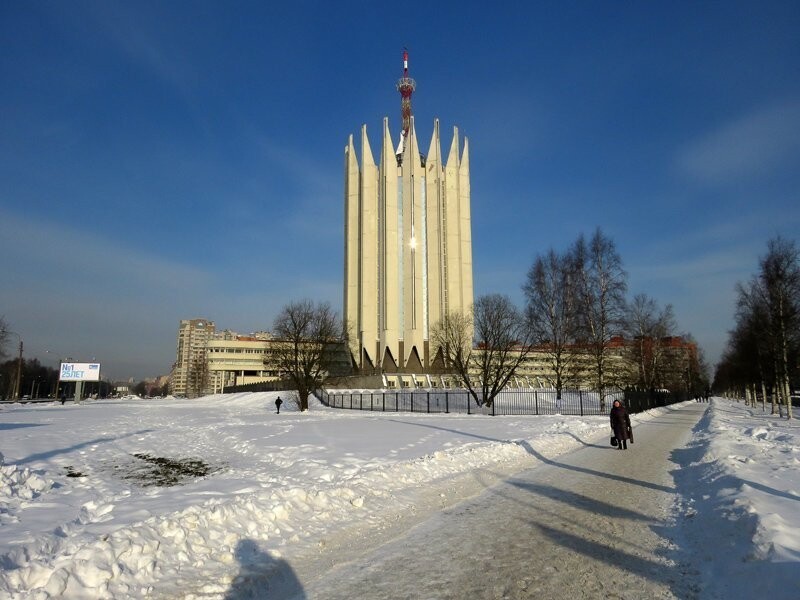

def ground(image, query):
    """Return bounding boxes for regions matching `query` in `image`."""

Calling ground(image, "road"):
[298,402,706,600]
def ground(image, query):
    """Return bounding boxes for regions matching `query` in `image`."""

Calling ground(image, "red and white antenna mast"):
[396,48,416,141]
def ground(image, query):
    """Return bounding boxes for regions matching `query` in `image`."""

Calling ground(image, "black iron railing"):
[315,387,687,416]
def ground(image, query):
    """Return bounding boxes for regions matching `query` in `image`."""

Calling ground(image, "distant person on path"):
[275,396,283,414]
[704,386,711,402]
[60,392,66,405]
[610,400,632,450]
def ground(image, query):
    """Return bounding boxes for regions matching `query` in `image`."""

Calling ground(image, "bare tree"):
[271,300,344,412]
[188,350,209,398]
[432,294,532,408]
[0,316,8,360]
[679,333,709,396]
[523,249,579,399]
[624,293,677,389]
[571,229,628,409]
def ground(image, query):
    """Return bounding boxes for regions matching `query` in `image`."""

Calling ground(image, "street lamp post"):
[7,331,23,400]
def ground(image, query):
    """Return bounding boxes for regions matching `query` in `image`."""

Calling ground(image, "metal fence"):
[316,387,687,416]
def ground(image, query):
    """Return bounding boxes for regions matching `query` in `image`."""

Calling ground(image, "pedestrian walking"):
[275,396,283,414]
[610,399,633,450]
[60,392,67,405]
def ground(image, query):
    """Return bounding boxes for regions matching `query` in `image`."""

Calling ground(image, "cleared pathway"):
[299,402,707,600]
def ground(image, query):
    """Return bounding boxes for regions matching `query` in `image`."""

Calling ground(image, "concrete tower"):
[344,50,473,373]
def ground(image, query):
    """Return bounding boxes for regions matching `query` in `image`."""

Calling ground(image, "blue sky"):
[1,1,799,381]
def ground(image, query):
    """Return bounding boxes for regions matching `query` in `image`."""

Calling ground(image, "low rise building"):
[206,332,277,393]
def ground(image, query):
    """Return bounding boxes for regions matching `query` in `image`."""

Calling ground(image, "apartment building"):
[172,319,215,398]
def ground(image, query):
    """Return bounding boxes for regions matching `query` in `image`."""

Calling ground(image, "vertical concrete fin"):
[360,124,379,363]
[344,132,362,366]
[443,127,462,316]
[458,135,473,317]
[402,115,425,365]
[425,119,444,336]
[407,116,421,164]
[426,118,441,164]
[380,117,399,368]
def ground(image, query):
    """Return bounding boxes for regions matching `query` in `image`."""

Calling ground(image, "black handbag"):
[610,436,618,447]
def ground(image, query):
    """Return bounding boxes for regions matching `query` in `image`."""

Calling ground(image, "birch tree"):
[624,293,676,390]
[571,229,628,410]
[759,237,800,419]
[523,249,579,399]
[432,294,532,408]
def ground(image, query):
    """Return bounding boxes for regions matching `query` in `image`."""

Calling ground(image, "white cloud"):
[677,98,800,183]
[0,209,211,291]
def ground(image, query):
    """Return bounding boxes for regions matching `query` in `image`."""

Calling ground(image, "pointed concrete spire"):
[427,118,441,166]
[460,136,469,172]
[445,126,460,169]
[406,116,421,164]
[361,124,375,168]
[346,133,358,170]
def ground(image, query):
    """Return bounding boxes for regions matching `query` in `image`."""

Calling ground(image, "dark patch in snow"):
[114,453,222,487]
[64,466,85,478]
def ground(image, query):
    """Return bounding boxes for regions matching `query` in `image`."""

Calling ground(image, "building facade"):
[206,332,276,393]
[336,336,699,392]
[344,68,473,375]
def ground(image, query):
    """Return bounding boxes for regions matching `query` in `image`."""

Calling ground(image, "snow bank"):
[672,398,800,598]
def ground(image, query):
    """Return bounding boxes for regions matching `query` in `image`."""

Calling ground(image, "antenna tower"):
[396,48,416,138]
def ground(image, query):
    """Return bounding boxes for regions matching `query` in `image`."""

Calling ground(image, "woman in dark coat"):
[610,400,632,450]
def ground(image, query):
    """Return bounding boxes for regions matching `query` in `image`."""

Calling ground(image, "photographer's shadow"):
[225,539,305,599]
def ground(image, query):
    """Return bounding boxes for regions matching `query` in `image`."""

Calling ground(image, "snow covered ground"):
[0,393,798,598]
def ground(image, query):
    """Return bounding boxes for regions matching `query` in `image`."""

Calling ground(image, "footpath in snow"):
[301,401,708,599]
[0,394,798,598]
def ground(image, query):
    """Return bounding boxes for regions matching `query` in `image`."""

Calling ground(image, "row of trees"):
[0,357,119,401]
[0,357,60,400]
[714,237,799,419]
[1,316,121,401]
[433,228,707,408]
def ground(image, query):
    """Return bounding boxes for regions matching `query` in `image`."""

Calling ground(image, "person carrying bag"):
[610,400,632,450]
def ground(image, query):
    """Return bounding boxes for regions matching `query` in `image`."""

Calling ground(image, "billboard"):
[60,362,101,382]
